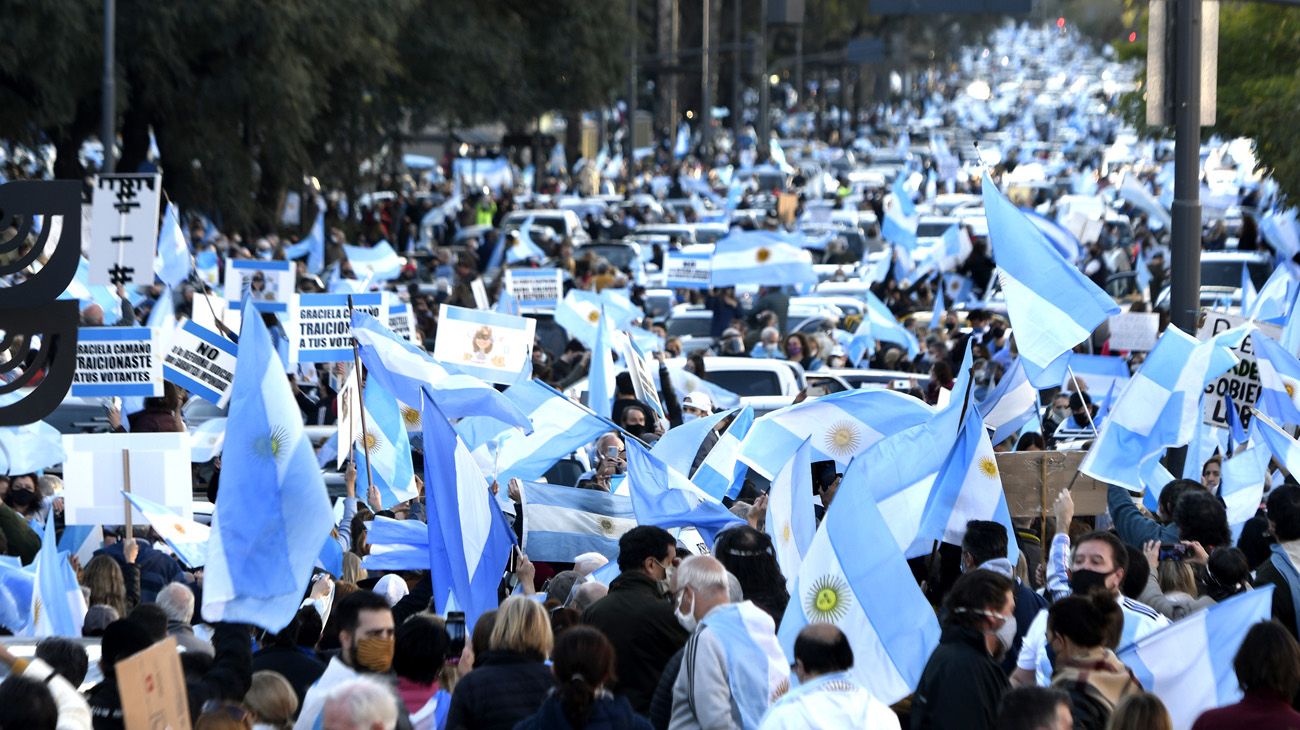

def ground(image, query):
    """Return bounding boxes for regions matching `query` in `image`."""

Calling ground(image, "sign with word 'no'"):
[73,326,163,397]
[288,292,385,363]
[89,174,161,287]
[665,252,712,289]
[161,319,238,408]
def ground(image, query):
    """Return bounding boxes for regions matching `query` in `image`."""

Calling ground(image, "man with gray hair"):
[750,327,783,359]
[322,676,399,730]
[155,583,213,656]
[668,556,789,730]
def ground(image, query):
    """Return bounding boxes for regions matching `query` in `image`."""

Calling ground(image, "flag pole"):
[121,449,133,542]
[1066,367,1102,436]
[347,295,377,493]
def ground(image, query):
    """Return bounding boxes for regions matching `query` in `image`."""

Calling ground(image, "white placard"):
[161,320,238,408]
[386,296,419,344]
[1107,312,1160,352]
[72,327,164,398]
[471,278,490,310]
[63,433,193,525]
[288,292,385,363]
[336,366,362,468]
[224,259,295,313]
[1198,311,1279,430]
[504,269,563,312]
[664,252,713,289]
[433,305,536,386]
[89,174,162,286]
[191,294,242,337]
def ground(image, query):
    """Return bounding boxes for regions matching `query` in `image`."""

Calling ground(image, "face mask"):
[353,636,395,673]
[624,423,646,437]
[682,413,699,423]
[5,490,34,508]
[787,345,802,357]
[1051,407,1070,422]
[1069,568,1113,596]
[675,589,698,632]
[993,613,1017,654]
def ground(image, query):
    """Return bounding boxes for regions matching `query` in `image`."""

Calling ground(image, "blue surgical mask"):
[682,413,699,423]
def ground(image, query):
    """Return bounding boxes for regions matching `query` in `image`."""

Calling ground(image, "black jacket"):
[1255,556,1299,638]
[94,539,186,604]
[911,625,1009,730]
[583,571,689,714]
[515,692,653,730]
[446,650,554,730]
[251,645,327,707]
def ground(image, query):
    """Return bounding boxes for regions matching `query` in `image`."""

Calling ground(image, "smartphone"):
[1158,543,1187,561]
[605,446,619,459]
[892,379,911,390]
[507,545,519,574]
[445,611,466,660]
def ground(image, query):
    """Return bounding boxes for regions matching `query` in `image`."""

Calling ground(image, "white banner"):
[1108,312,1160,352]
[161,320,238,408]
[288,292,385,363]
[1198,311,1278,430]
[224,259,295,314]
[89,174,162,287]
[73,326,164,398]
[433,305,536,386]
[63,433,193,525]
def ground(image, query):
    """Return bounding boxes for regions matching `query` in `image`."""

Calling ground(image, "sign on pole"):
[433,305,536,385]
[73,327,163,397]
[63,432,193,524]
[224,260,294,314]
[288,292,385,363]
[1107,312,1160,352]
[664,252,713,289]
[1197,311,1277,430]
[504,269,563,312]
[161,320,238,408]
[89,174,162,287]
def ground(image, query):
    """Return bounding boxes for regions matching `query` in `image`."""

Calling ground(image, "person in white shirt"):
[760,623,899,730]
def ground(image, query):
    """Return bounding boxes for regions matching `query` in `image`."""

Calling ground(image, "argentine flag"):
[847,290,920,362]
[0,558,34,634]
[977,358,1038,446]
[283,208,325,273]
[739,388,935,480]
[651,408,734,477]
[28,513,87,638]
[461,380,611,482]
[1219,441,1270,541]
[520,481,636,563]
[625,441,743,547]
[1253,331,1300,425]
[554,289,642,347]
[343,240,405,281]
[587,307,617,420]
[154,203,192,288]
[691,406,754,501]
[1080,325,1242,492]
[777,442,941,705]
[1117,587,1272,730]
[362,516,430,571]
[710,230,817,288]
[765,439,816,592]
[981,172,1119,387]
[881,175,918,250]
[355,376,419,509]
[124,491,211,569]
[1254,410,1300,477]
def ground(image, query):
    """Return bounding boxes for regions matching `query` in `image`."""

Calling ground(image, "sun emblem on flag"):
[252,426,290,462]
[587,310,601,323]
[1287,382,1296,400]
[31,596,41,628]
[599,517,615,536]
[822,421,862,458]
[755,247,771,263]
[782,522,792,545]
[358,430,383,456]
[173,522,186,535]
[805,575,851,622]
[978,456,999,479]
[401,406,421,428]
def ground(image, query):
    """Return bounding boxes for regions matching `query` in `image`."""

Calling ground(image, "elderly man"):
[759,624,900,729]
[579,432,626,492]
[156,583,213,656]
[322,677,400,730]
[669,556,788,730]
[749,327,783,359]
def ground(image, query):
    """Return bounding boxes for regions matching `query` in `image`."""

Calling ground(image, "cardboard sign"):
[288,292,385,363]
[116,637,191,730]
[433,305,535,385]
[1107,312,1159,352]
[621,335,664,418]
[386,298,419,344]
[224,259,294,313]
[996,451,1107,518]
[73,327,163,398]
[89,174,162,287]
[161,320,238,408]
[1198,311,1278,430]
[63,433,193,525]
[664,252,713,290]
[504,269,563,312]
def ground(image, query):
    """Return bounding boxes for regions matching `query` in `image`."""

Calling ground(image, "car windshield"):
[1201,260,1271,289]
[703,370,783,397]
[666,316,712,338]
[916,222,953,238]
[580,245,636,269]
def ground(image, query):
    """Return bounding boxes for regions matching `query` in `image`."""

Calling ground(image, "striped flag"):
[520,482,636,563]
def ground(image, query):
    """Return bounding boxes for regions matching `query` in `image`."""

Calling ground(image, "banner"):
[433,305,536,385]
[62,432,193,524]
[72,326,163,397]
[504,269,563,312]
[224,259,294,313]
[89,174,162,287]
[161,319,238,408]
[1198,311,1277,430]
[1107,312,1159,352]
[288,292,385,363]
[665,252,713,289]
[621,335,664,417]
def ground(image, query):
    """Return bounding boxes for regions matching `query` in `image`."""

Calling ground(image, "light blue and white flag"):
[915,407,1018,564]
[461,380,611,482]
[0,401,64,474]
[1117,174,1173,230]
[625,440,743,547]
[847,290,920,363]
[1254,410,1300,477]
[664,368,741,410]
[202,299,335,632]
[691,406,754,501]
[1023,208,1081,263]
[28,512,86,638]
[421,392,514,631]
[155,203,192,288]
[0,558,34,634]
[361,516,430,571]
[1240,262,1257,314]
[355,376,418,509]
[738,388,935,480]
[982,172,1119,388]
[283,208,325,273]
[1219,440,1270,541]
[1117,587,1273,730]
[57,525,103,569]
[343,240,404,281]
[1063,353,1131,397]
[698,601,790,729]
[1253,331,1300,426]
[882,175,918,250]
[777,445,941,705]
[765,438,816,592]
[351,311,531,431]
[61,257,123,324]
[520,482,636,563]
[124,491,210,568]
[1080,325,1243,492]
[929,285,946,331]
[710,231,817,288]
[1246,265,1296,324]
[587,307,616,420]
[651,408,734,477]
[554,289,612,347]
[977,358,1038,446]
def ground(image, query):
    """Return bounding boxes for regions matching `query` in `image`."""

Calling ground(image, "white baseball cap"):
[682,391,713,413]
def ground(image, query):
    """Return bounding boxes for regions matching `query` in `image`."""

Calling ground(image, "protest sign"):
[1107,312,1159,351]
[63,432,193,525]
[504,269,563,312]
[336,366,362,468]
[997,451,1107,518]
[664,252,713,289]
[191,293,241,338]
[73,327,163,398]
[161,320,238,408]
[386,296,419,343]
[116,637,191,730]
[433,305,535,385]
[89,173,161,287]
[224,259,294,313]
[471,278,490,310]
[1198,311,1277,430]
[621,336,664,417]
[288,292,384,363]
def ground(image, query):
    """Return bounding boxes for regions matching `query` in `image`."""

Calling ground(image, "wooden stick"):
[122,449,133,540]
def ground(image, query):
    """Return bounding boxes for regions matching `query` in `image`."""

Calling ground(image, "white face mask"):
[682,413,699,423]
[675,588,698,632]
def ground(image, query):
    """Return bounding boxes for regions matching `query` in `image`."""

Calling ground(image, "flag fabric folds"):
[691,406,754,501]
[650,408,734,477]
[461,380,612,482]
[355,376,419,509]
[777,445,941,705]
[1117,587,1273,730]
[202,299,335,632]
[625,440,743,547]
[361,516,430,571]
[977,358,1038,446]
[710,231,817,288]
[1253,331,1300,425]
[283,208,325,273]
[848,290,921,362]
[28,512,86,638]
[765,439,816,592]
[521,482,636,563]
[587,307,616,420]
[981,172,1120,387]
[1219,441,1270,541]
[155,203,192,288]
[698,602,790,729]
[1254,411,1300,478]
[343,241,405,281]
[124,491,211,569]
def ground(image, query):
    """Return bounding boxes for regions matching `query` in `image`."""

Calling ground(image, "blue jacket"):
[95,539,187,604]
[1107,484,1180,548]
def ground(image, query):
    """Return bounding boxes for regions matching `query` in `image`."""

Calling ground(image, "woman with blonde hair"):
[1106,692,1172,730]
[341,552,367,586]
[446,597,555,730]
[243,670,298,730]
[80,542,140,619]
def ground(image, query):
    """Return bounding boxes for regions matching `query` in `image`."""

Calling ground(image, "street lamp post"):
[102,0,116,173]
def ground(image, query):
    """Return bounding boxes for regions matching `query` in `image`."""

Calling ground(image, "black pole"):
[101,0,116,173]
[626,0,638,171]
[731,0,741,141]
[757,0,769,161]
[701,0,712,157]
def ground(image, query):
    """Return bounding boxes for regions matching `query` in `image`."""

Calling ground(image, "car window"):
[916,222,952,238]
[1201,260,1271,289]
[704,370,783,397]
[666,316,712,338]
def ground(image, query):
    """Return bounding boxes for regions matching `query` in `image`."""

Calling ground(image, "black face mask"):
[624,423,646,437]
[5,489,34,508]
[1069,569,1112,596]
